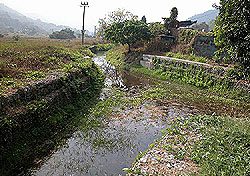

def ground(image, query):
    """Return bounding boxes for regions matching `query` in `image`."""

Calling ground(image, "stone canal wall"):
[141,54,225,76]
[0,71,88,119]
[0,62,104,155]
[0,61,105,175]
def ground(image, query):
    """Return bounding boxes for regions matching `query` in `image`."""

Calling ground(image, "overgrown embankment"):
[0,39,107,176]
[105,46,249,93]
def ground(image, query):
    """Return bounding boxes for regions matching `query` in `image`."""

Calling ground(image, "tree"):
[163,7,179,38]
[104,20,153,52]
[97,9,138,38]
[141,15,147,23]
[149,22,168,36]
[49,28,76,39]
[170,7,178,20]
[214,0,250,78]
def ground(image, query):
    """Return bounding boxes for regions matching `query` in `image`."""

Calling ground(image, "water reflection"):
[31,56,196,176]
[32,102,195,176]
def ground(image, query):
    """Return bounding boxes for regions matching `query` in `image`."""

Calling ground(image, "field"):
[0,37,113,95]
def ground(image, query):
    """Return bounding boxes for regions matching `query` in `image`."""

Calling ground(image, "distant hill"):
[187,9,219,24]
[0,3,70,36]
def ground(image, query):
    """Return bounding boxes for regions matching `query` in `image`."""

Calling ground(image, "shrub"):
[194,56,207,63]
[145,38,171,53]
[49,28,76,39]
[12,35,20,41]
[166,52,175,57]
[175,52,184,59]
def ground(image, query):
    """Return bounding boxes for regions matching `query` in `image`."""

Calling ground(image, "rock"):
[166,163,172,168]
[140,157,147,163]
[155,150,161,154]
[179,167,183,171]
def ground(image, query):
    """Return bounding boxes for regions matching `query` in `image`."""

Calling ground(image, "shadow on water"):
[31,56,197,176]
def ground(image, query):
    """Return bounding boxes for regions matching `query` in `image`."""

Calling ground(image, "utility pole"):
[80,1,89,45]
[94,25,97,37]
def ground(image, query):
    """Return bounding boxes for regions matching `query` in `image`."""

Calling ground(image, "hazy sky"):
[0,0,220,32]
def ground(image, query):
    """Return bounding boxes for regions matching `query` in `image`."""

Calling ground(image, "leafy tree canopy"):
[104,20,153,51]
[97,9,138,38]
[49,28,76,39]
[214,0,250,78]
[149,22,168,36]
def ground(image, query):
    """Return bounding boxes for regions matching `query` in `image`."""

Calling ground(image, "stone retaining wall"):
[140,54,250,93]
[0,63,104,148]
[0,71,87,117]
[141,54,227,76]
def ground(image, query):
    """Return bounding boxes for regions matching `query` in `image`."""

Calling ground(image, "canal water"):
[31,56,195,176]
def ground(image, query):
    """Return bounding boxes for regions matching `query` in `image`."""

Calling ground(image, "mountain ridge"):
[0,3,70,36]
[187,9,219,24]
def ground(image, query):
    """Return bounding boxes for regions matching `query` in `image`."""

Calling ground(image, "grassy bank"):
[125,78,249,175]
[105,46,126,68]
[128,115,250,175]
[190,115,250,175]
[129,66,249,175]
